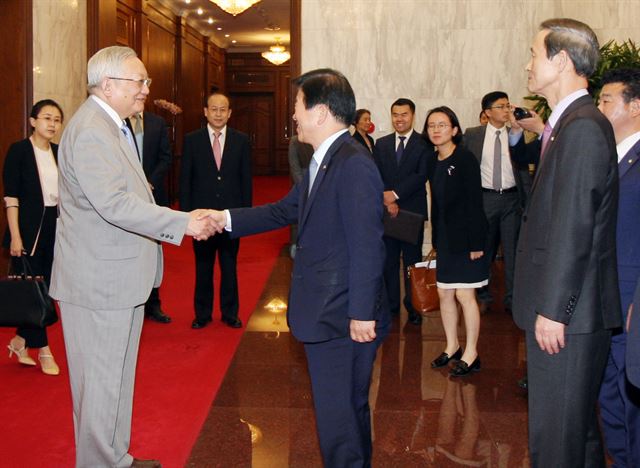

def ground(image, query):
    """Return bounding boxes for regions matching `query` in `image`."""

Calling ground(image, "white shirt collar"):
[616,130,640,163]
[548,88,589,128]
[312,129,349,167]
[208,124,227,139]
[91,95,125,128]
[486,122,506,135]
[396,129,413,141]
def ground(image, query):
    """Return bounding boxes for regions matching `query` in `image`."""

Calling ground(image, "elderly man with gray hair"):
[512,18,620,467]
[50,46,217,468]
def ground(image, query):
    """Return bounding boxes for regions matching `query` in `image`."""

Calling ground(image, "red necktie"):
[212,132,222,170]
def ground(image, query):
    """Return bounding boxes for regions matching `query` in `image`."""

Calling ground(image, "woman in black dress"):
[352,108,375,153]
[424,106,488,377]
[3,99,64,375]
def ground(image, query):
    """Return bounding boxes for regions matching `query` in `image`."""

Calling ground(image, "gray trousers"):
[60,302,144,468]
[482,191,520,306]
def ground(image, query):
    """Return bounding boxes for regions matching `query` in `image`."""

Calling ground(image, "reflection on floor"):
[187,249,529,467]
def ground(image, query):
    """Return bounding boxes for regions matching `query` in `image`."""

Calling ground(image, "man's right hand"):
[386,202,399,218]
[186,209,220,240]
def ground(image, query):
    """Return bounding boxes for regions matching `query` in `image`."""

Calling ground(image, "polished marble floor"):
[187,249,529,467]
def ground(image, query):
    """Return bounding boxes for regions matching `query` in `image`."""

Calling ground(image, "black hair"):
[423,106,463,145]
[204,92,230,108]
[354,108,371,125]
[601,68,640,103]
[391,98,416,114]
[30,99,64,123]
[481,91,509,110]
[292,68,355,126]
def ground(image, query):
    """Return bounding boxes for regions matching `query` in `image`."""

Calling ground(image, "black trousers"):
[526,330,610,468]
[192,232,240,322]
[383,229,423,315]
[14,206,57,348]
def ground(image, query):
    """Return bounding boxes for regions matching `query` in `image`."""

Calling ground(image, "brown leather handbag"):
[407,249,439,313]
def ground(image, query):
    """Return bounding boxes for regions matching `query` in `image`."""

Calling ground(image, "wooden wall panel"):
[0,0,32,271]
[143,18,176,109]
[180,26,206,138]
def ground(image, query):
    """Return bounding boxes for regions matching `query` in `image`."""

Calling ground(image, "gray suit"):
[50,97,189,467]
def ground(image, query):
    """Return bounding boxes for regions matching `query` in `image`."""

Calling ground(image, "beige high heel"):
[7,344,37,366]
[38,353,60,376]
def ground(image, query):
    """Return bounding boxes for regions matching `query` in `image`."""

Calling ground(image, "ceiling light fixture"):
[207,17,214,24]
[196,7,203,15]
[208,0,261,17]
[262,40,290,66]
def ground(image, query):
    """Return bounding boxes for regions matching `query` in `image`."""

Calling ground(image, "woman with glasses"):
[352,108,375,153]
[3,99,64,376]
[423,106,488,377]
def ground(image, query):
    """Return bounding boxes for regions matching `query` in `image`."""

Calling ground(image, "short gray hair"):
[87,46,138,91]
[540,18,600,78]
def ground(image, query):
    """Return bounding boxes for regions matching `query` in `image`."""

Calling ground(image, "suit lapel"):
[298,133,347,230]
[619,139,640,179]
[528,96,591,196]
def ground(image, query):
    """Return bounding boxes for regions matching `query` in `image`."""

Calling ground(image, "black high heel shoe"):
[450,356,481,377]
[431,347,463,368]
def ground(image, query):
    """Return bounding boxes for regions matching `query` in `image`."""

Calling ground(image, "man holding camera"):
[463,91,529,313]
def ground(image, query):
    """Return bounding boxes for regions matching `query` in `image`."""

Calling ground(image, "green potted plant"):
[525,39,640,121]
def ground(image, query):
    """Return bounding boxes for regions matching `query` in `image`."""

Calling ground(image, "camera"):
[513,107,532,120]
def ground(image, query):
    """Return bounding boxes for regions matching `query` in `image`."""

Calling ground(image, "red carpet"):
[0,176,291,467]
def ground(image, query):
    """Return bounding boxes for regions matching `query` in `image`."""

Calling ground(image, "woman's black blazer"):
[352,131,375,153]
[427,146,487,253]
[2,138,58,252]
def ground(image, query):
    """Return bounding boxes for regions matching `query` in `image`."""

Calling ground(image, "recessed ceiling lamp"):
[208,0,261,16]
[262,40,290,66]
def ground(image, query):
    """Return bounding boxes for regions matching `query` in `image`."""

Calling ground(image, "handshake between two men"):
[185,209,228,240]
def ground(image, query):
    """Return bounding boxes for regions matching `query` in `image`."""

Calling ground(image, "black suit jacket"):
[180,126,252,211]
[426,146,487,253]
[2,138,58,252]
[513,95,621,333]
[463,125,531,207]
[352,131,375,153]
[373,131,429,218]
[127,111,173,206]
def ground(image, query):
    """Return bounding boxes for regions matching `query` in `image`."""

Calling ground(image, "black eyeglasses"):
[108,77,152,87]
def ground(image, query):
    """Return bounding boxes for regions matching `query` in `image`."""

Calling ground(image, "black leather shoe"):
[145,309,171,323]
[408,311,423,325]
[221,317,242,328]
[191,318,211,329]
[131,458,161,468]
[450,357,481,377]
[431,347,462,368]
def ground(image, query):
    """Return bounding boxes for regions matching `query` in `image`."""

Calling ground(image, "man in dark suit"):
[463,91,529,313]
[208,68,390,466]
[180,93,252,329]
[373,98,429,325]
[512,19,621,467]
[127,111,173,323]
[628,280,640,388]
[596,67,640,466]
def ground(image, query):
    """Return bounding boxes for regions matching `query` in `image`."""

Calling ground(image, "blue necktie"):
[308,158,319,195]
[121,122,137,155]
[396,135,406,164]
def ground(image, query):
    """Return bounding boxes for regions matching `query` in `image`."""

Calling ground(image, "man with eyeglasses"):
[463,91,530,314]
[373,98,430,326]
[50,46,218,468]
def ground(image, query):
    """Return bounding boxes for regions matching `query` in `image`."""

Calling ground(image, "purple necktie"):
[540,121,553,162]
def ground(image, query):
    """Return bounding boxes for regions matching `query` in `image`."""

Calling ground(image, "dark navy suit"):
[628,279,640,386]
[599,138,640,467]
[230,131,390,466]
[373,131,429,316]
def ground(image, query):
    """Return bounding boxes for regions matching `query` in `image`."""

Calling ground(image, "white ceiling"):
[155,0,291,52]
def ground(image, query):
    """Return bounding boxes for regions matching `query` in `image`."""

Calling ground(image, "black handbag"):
[0,256,58,328]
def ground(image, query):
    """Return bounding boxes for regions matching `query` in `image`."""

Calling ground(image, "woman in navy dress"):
[424,106,488,377]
